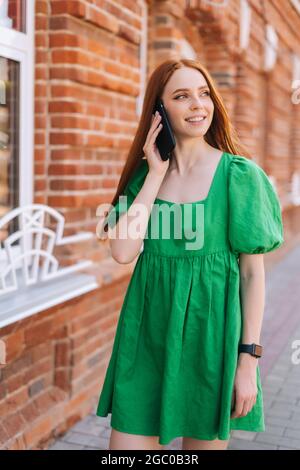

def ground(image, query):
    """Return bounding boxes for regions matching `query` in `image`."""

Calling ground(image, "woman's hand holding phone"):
[142,112,170,177]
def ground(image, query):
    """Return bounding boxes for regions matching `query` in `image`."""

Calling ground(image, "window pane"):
[0,0,26,33]
[0,56,20,241]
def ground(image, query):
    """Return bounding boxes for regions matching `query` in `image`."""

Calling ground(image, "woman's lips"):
[185,116,207,125]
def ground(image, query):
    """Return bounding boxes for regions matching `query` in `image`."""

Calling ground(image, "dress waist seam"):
[140,247,231,259]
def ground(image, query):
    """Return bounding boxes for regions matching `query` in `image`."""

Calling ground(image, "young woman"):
[96,59,284,450]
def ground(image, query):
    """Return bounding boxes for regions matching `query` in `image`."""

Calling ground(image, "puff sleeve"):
[228,155,284,255]
[105,160,149,230]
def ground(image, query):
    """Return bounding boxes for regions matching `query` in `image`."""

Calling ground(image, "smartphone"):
[152,98,176,161]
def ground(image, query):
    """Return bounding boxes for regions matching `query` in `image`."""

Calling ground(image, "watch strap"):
[238,343,263,358]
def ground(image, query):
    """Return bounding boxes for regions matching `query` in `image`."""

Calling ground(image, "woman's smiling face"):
[161,67,214,139]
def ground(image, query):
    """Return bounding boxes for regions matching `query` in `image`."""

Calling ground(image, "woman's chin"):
[183,128,208,137]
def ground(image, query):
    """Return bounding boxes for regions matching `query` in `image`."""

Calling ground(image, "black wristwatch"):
[238,343,263,358]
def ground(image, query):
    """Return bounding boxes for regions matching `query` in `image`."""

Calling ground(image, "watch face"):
[254,344,263,356]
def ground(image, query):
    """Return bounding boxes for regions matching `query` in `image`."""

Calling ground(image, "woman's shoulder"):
[226,154,284,254]
[226,152,259,168]
[226,153,271,183]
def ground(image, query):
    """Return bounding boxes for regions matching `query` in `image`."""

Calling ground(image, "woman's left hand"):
[230,355,258,419]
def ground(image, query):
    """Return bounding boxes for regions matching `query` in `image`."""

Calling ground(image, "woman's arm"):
[108,111,169,263]
[238,253,265,360]
[109,170,165,264]
[231,253,265,418]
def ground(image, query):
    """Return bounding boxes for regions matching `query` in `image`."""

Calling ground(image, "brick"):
[5,372,26,395]
[264,424,285,437]
[29,379,45,398]
[228,438,277,450]
[265,416,297,428]
[4,330,25,363]
[231,430,257,441]
[23,358,52,383]
[20,401,40,424]
[265,407,293,419]
[71,420,102,436]
[51,0,86,17]
[83,435,109,449]
[49,441,85,450]
[5,387,29,415]
[0,423,9,443]
[278,446,296,450]
[55,341,71,367]
[2,413,27,439]
[49,180,90,191]
[23,415,53,449]
[24,319,54,348]
[284,428,300,439]
[269,397,298,406]
[54,369,71,391]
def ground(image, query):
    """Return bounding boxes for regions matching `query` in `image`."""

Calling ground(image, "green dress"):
[96,151,284,446]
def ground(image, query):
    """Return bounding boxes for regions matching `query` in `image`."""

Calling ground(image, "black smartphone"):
[152,98,176,161]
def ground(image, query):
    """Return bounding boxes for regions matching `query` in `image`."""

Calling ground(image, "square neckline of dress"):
[154,151,226,205]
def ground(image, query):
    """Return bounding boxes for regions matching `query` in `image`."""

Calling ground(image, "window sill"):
[0,250,140,330]
[0,271,98,329]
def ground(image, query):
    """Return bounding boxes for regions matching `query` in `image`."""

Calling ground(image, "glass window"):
[0,56,20,240]
[0,0,34,246]
[0,0,27,33]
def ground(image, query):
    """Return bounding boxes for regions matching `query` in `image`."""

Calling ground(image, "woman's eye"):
[175,91,210,99]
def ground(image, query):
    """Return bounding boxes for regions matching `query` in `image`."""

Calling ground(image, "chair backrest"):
[0,204,94,296]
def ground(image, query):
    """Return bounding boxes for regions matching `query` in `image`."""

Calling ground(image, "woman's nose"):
[190,101,205,110]
[190,96,205,106]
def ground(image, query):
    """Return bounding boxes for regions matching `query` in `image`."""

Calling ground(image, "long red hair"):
[101,58,249,234]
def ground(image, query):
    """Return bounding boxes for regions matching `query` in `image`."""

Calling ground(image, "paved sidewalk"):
[49,244,300,450]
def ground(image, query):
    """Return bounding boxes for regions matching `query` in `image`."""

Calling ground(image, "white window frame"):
[136,0,148,118]
[264,24,278,72]
[0,0,35,261]
[239,0,251,51]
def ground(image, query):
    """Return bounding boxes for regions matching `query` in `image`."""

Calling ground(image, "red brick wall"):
[0,0,299,449]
